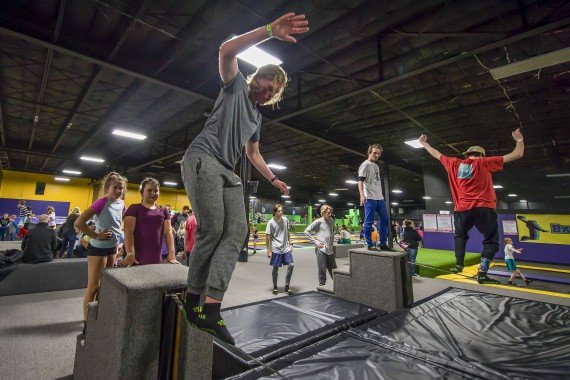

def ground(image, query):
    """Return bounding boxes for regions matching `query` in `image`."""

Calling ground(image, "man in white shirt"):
[266,204,294,295]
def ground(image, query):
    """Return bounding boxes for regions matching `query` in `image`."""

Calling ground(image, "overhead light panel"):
[392,189,403,194]
[249,196,257,199]
[391,202,398,206]
[163,181,178,186]
[493,185,503,189]
[328,193,338,196]
[80,156,105,163]
[404,139,423,149]
[546,173,570,178]
[267,163,287,170]
[519,199,527,202]
[508,193,517,197]
[445,201,453,204]
[112,129,147,140]
[334,188,348,191]
[490,47,570,80]
[63,169,82,175]
[54,177,70,182]
[345,180,358,184]
[281,195,290,199]
[554,195,570,199]
[347,202,354,206]
[285,200,292,203]
[237,46,282,68]
[422,196,431,200]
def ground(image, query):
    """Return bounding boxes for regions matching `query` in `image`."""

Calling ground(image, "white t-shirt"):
[265,217,291,254]
[358,160,384,200]
[504,244,516,260]
[340,230,350,240]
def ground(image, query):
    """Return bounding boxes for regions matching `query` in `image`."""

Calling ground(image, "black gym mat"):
[213,291,385,379]
[228,287,570,380]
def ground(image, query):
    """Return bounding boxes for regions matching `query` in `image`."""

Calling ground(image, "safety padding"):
[0,258,88,296]
[332,242,364,258]
[212,291,385,379]
[333,248,413,312]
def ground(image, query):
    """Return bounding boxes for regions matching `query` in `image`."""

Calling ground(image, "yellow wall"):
[0,170,191,212]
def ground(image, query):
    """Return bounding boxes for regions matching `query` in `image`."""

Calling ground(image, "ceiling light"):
[404,139,423,149]
[490,47,570,80]
[112,129,147,140]
[62,169,81,175]
[285,200,292,203]
[163,181,178,186]
[334,188,348,191]
[80,156,105,163]
[445,201,453,204]
[314,203,321,206]
[554,195,570,199]
[237,46,282,68]
[287,186,291,189]
[391,202,398,206]
[422,196,431,200]
[249,196,257,199]
[345,180,358,184]
[328,193,338,196]
[267,163,287,170]
[347,202,354,206]
[493,185,503,189]
[546,173,570,178]
[519,199,527,202]
[508,193,517,197]
[318,199,326,203]
[281,195,290,199]
[392,189,403,193]
[54,177,70,182]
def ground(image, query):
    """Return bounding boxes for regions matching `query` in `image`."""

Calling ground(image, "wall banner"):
[516,214,570,245]
[423,214,438,232]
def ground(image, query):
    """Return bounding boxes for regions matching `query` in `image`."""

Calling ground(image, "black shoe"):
[196,303,235,345]
[525,279,532,285]
[477,273,501,285]
[367,246,380,251]
[285,286,293,295]
[508,280,514,285]
[272,287,278,295]
[450,266,463,273]
[380,245,395,252]
[183,294,202,326]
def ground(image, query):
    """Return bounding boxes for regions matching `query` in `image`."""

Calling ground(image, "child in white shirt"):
[504,238,531,285]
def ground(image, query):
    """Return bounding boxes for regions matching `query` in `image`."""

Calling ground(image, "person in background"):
[337,224,351,244]
[17,200,33,234]
[266,204,294,295]
[75,222,95,258]
[172,205,191,232]
[504,237,531,286]
[305,204,337,287]
[7,215,19,241]
[121,178,178,266]
[75,172,127,336]
[0,213,9,240]
[252,227,259,254]
[183,209,197,263]
[58,207,81,259]
[46,206,56,229]
[391,221,399,244]
[21,214,57,263]
[402,219,423,277]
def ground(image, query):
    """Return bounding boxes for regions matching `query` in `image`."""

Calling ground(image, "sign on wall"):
[436,214,453,232]
[502,220,518,235]
[516,214,570,245]
[423,214,438,232]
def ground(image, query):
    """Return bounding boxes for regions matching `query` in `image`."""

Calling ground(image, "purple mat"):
[487,270,570,284]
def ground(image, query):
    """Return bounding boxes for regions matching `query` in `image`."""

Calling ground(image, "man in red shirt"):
[419,129,524,284]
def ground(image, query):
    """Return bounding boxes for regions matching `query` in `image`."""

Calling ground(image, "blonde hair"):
[367,144,383,155]
[504,237,513,244]
[247,64,288,108]
[99,172,127,197]
[320,204,333,216]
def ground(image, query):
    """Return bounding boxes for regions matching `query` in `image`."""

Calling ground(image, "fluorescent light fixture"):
[281,195,290,199]
[404,139,423,149]
[80,156,105,163]
[347,202,354,206]
[163,181,178,186]
[237,46,282,68]
[285,200,292,203]
[267,163,287,170]
[554,195,570,199]
[287,186,291,189]
[391,202,398,206]
[328,193,339,196]
[519,199,527,202]
[249,196,257,199]
[334,188,348,191]
[112,129,147,140]
[318,199,326,203]
[345,180,358,184]
[54,177,70,182]
[62,169,82,175]
[546,173,570,178]
[422,196,432,200]
[392,189,403,194]
[493,185,503,189]
[445,201,453,204]
[508,193,517,197]
[314,203,321,206]
[490,47,570,80]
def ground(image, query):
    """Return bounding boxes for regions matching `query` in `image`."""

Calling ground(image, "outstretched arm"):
[219,13,309,84]
[503,128,524,164]
[246,141,289,194]
[418,134,442,160]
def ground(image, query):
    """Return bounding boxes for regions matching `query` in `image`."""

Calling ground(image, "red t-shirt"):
[184,215,197,253]
[439,155,503,212]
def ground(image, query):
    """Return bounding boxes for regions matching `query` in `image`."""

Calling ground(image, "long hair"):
[99,172,127,197]
[247,64,288,108]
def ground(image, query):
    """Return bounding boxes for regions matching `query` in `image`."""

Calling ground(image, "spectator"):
[252,228,259,254]
[74,222,95,258]
[183,209,197,261]
[266,204,294,295]
[0,213,9,240]
[17,200,33,232]
[402,220,422,276]
[304,205,337,286]
[21,214,57,263]
[58,207,81,259]
[337,224,351,244]
[121,177,178,266]
[46,206,56,229]
[7,215,19,241]
[172,206,191,232]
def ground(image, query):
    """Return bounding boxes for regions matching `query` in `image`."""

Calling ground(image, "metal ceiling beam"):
[1,146,74,160]
[378,31,510,38]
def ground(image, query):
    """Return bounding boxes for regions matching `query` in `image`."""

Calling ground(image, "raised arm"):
[246,141,289,194]
[503,128,524,164]
[418,134,442,160]
[219,13,309,84]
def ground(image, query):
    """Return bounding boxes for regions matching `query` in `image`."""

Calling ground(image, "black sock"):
[196,303,235,345]
[183,293,202,324]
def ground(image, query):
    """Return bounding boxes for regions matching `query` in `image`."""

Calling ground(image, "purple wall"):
[423,214,570,265]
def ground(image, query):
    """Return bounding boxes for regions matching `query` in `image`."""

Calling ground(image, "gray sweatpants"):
[181,152,248,300]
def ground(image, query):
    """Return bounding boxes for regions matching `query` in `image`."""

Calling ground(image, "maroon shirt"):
[124,204,170,265]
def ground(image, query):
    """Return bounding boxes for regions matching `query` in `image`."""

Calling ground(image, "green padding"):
[415,248,480,278]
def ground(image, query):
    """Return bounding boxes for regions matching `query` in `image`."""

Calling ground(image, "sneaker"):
[319,283,325,286]
[412,274,419,277]
[450,266,463,274]
[477,274,501,285]
[380,245,395,252]
[285,286,293,295]
[272,288,278,295]
[367,246,380,251]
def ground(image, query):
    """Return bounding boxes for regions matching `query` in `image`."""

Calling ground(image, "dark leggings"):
[453,207,499,268]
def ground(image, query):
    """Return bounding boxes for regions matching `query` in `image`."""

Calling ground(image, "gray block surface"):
[333,243,364,258]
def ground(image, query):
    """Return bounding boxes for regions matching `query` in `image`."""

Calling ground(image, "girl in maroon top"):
[121,178,178,266]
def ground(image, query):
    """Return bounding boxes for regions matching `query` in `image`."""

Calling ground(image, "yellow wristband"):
[266,24,273,38]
